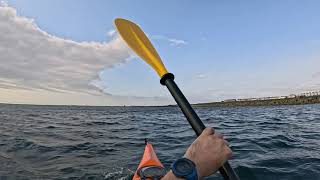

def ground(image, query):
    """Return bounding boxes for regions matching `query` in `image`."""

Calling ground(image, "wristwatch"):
[171,158,198,180]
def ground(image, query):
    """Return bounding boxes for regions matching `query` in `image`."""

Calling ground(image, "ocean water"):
[0,103,319,180]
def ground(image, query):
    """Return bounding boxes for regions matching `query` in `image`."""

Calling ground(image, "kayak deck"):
[132,140,165,180]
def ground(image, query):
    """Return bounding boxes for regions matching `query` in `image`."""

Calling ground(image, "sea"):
[0,103,319,180]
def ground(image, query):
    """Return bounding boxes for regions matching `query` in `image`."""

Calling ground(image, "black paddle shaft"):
[160,73,240,180]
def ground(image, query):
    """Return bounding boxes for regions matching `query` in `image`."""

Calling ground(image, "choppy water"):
[0,104,319,180]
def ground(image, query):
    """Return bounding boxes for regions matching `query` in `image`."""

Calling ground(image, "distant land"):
[194,91,320,107]
[1,91,320,107]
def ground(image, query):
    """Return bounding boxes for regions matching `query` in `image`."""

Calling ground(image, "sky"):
[0,0,319,106]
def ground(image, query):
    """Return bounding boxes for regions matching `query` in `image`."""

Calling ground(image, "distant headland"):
[194,91,320,107]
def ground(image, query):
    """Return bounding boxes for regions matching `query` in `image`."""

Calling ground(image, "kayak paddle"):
[114,18,240,180]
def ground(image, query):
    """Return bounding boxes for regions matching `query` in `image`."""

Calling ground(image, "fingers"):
[202,128,225,139]
[202,127,215,136]
[202,128,231,151]
[224,146,233,159]
[223,139,229,146]
[217,135,230,147]
[214,133,224,139]
[211,133,230,148]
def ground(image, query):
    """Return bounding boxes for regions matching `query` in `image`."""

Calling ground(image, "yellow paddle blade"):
[114,18,168,77]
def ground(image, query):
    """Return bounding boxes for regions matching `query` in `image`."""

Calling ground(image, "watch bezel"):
[171,158,197,177]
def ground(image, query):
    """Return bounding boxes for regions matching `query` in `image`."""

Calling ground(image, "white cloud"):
[0,4,175,106]
[0,4,132,95]
[0,0,7,6]
[107,29,116,37]
[0,88,171,106]
[152,35,187,47]
[195,73,207,79]
[167,38,187,46]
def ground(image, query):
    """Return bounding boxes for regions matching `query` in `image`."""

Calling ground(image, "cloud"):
[0,4,132,95]
[167,38,188,46]
[151,35,187,47]
[107,29,188,47]
[0,0,7,6]
[107,29,116,37]
[194,73,207,79]
[0,88,171,106]
[0,4,175,106]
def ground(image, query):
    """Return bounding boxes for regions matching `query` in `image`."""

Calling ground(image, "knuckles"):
[225,147,233,159]
[202,127,214,135]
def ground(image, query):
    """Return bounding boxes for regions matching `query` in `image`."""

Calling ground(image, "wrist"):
[171,158,199,180]
[184,153,202,179]
[164,170,185,180]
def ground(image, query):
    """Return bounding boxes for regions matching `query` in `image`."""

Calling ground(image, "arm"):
[162,128,232,179]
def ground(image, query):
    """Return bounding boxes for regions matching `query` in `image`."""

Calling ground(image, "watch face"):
[175,159,194,175]
[139,166,166,178]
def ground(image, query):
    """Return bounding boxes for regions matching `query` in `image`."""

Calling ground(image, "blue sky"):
[0,0,319,105]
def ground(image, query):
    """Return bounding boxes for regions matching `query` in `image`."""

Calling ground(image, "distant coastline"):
[1,91,320,108]
[194,94,320,107]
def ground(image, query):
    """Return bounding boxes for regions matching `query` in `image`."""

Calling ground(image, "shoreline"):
[193,95,320,107]
[1,96,320,108]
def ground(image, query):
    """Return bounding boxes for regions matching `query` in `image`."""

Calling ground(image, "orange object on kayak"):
[132,141,165,180]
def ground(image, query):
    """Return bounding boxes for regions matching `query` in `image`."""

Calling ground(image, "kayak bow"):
[132,140,165,180]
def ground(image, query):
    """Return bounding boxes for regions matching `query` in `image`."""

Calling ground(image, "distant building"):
[237,98,258,101]
[222,90,320,102]
[298,90,320,97]
[222,99,237,102]
[287,94,296,98]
